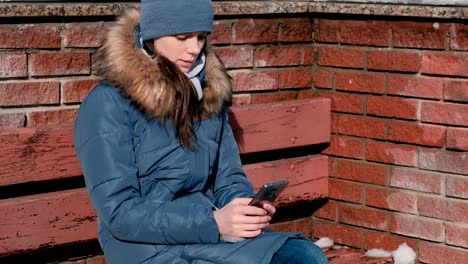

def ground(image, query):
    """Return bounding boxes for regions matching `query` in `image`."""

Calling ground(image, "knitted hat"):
[140,0,214,41]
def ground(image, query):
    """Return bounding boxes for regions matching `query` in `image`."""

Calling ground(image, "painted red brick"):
[340,21,390,47]
[422,53,468,77]
[0,82,60,106]
[298,90,314,99]
[450,23,468,51]
[390,167,442,194]
[419,148,468,175]
[316,91,363,114]
[30,52,90,77]
[339,204,388,231]
[27,109,78,127]
[323,135,364,159]
[366,141,417,167]
[336,159,387,185]
[64,22,105,48]
[317,46,365,69]
[330,113,338,134]
[387,75,443,99]
[367,96,418,120]
[0,24,61,49]
[254,46,301,67]
[0,113,25,128]
[279,68,312,89]
[233,19,279,43]
[85,255,106,264]
[329,156,337,177]
[313,221,362,248]
[279,18,313,42]
[367,50,420,73]
[314,68,333,89]
[0,54,27,78]
[364,230,417,251]
[443,79,468,103]
[366,187,418,214]
[313,200,337,221]
[390,213,444,242]
[419,196,468,222]
[231,70,278,92]
[62,79,99,104]
[337,115,387,140]
[447,176,468,199]
[446,223,468,248]
[392,21,448,50]
[231,94,251,106]
[447,127,468,151]
[302,46,314,65]
[419,242,468,264]
[314,19,339,43]
[215,46,253,68]
[330,178,362,203]
[251,91,298,104]
[335,71,385,94]
[388,121,446,147]
[422,101,468,126]
[208,20,233,44]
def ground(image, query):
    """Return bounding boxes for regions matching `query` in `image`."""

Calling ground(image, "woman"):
[74,0,328,263]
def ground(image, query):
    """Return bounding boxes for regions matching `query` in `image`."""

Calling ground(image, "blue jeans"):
[270,238,329,264]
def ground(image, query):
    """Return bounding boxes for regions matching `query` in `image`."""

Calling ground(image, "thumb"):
[231,197,253,205]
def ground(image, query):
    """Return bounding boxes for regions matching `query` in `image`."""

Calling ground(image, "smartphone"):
[248,180,289,208]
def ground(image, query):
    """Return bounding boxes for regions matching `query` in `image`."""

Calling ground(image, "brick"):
[340,21,390,47]
[447,176,468,199]
[390,167,442,194]
[330,113,338,134]
[388,121,446,147]
[339,204,388,231]
[330,179,362,203]
[30,52,90,77]
[422,53,468,77]
[208,20,233,44]
[251,91,298,104]
[367,50,420,73]
[271,218,313,237]
[314,19,339,43]
[0,82,60,106]
[336,159,387,185]
[27,109,78,127]
[366,187,418,214]
[329,157,337,177]
[231,94,251,106]
[64,22,105,48]
[419,196,468,222]
[215,46,253,68]
[337,115,387,140]
[86,255,106,264]
[317,46,365,69]
[450,23,468,51]
[317,91,363,114]
[419,242,468,264]
[231,70,278,92]
[233,19,279,44]
[254,46,301,67]
[298,90,314,100]
[0,54,27,78]
[443,79,468,103]
[387,75,443,99]
[0,24,61,49]
[364,230,417,251]
[313,221,362,248]
[323,135,364,159]
[302,46,314,65]
[390,213,444,242]
[62,79,99,104]
[422,101,468,127]
[419,148,468,175]
[314,68,333,89]
[393,21,448,50]
[446,224,468,248]
[279,18,313,42]
[447,127,468,151]
[279,68,312,89]
[366,141,417,166]
[0,113,25,128]
[367,96,418,120]
[335,72,385,94]
[313,200,337,221]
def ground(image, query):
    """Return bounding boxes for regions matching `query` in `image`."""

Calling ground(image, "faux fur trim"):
[94,9,231,118]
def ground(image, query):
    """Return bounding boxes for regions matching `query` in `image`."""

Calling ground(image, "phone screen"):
[249,180,289,207]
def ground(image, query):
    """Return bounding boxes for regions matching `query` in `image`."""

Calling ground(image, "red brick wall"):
[1,13,467,264]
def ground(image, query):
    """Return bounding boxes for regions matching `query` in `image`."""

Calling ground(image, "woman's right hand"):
[213,198,271,238]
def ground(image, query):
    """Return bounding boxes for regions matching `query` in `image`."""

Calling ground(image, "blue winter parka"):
[74,9,302,264]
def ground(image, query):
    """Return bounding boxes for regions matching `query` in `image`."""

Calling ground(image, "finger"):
[263,203,276,216]
[237,229,262,238]
[234,215,271,224]
[238,223,269,231]
[238,205,268,216]
[231,198,253,205]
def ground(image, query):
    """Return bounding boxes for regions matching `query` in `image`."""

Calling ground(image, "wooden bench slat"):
[0,155,328,255]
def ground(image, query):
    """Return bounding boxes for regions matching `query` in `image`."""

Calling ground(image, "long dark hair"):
[144,40,202,150]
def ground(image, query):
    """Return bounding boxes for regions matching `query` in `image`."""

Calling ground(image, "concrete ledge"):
[0,1,466,19]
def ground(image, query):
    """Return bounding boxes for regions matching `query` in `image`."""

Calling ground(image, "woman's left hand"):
[262,203,276,218]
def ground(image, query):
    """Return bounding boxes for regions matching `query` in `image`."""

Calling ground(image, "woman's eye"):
[176,35,187,41]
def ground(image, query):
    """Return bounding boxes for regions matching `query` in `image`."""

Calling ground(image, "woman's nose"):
[187,37,202,56]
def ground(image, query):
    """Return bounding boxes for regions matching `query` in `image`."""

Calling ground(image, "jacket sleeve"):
[213,109,255,208]
[74,86,220,245]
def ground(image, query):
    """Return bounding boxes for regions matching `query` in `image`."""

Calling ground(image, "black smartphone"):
[248,180,289,208]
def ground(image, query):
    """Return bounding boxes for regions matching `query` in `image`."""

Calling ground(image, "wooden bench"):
[0,98,330,263]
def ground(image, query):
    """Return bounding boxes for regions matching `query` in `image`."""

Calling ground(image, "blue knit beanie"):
[140,0,214,41]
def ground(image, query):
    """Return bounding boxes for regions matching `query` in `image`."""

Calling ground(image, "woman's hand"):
[262,202,276,218]
[213,198,271,238]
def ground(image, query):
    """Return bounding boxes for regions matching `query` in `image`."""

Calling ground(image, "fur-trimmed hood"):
[94,9,231,118]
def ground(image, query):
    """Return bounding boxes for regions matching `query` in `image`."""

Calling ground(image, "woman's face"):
[154,32,207,73]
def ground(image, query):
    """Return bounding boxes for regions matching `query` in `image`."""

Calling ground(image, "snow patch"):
[365,248,392,258]
[392,243,416,264]
[314,237,334,248]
